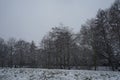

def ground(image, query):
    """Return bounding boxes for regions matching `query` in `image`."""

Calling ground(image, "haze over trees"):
[0,0,120,71]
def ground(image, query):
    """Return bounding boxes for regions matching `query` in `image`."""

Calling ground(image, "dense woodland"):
[0,0,120,71]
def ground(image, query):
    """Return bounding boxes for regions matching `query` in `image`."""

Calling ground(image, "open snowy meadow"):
[0,68,120,80]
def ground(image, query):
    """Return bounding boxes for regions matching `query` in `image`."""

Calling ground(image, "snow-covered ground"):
[0,68,120,80]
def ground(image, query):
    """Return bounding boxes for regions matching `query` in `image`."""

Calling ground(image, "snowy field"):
[0,68,120,80]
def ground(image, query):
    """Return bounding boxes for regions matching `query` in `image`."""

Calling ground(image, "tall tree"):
[7,38,16,68]
[29,41,37,67]
[0,38,8,67]
[40,25,76,69]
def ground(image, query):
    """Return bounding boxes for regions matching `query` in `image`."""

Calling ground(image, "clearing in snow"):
[0,68,120,80]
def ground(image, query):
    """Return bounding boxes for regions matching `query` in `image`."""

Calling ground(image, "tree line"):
[0,0,120,71]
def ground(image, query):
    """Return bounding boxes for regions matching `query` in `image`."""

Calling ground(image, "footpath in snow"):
[0,68,120,80]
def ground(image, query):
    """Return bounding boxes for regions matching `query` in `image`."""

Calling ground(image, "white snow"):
[0,68,120,80]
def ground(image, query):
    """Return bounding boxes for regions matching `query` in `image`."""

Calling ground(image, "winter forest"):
[0,0,120,71]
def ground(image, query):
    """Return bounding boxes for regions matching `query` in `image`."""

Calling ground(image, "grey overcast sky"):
[0,0,114,44]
